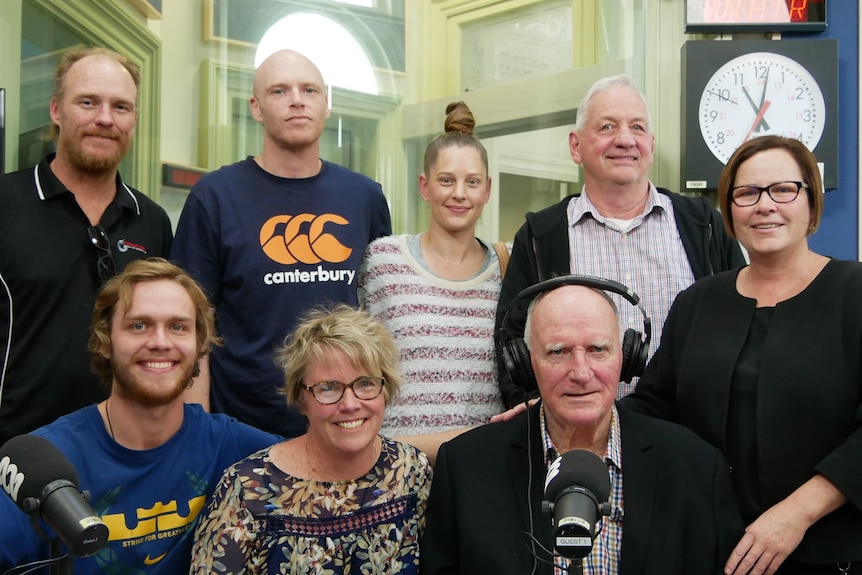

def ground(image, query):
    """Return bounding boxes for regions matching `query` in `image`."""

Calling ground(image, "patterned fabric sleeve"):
[189,465,257,575]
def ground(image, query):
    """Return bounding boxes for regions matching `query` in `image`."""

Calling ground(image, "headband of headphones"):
[500,274,652,343]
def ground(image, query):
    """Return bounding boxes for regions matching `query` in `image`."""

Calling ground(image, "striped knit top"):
[358,234,507,436]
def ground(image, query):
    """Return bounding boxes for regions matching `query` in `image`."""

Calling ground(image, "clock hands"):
[756,66,771,132]
[758,67,770,109]
[742,85,771,132]
[743,100,772,143]
[741,86,759,113]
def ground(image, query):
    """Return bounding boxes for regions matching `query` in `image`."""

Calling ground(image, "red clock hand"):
[744,100,771,142]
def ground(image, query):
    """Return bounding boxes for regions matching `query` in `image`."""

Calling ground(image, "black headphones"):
[499,275,652,394]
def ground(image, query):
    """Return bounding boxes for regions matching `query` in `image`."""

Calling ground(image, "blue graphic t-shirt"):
[0,404,279,575]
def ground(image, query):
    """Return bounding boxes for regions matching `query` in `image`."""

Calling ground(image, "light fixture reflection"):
[255,12,379,96]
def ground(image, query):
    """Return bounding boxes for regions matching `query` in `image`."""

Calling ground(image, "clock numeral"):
[755,65,769,80]
[714,129,737,146]
[796,110,813,122]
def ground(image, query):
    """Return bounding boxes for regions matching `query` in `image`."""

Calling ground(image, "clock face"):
[698,51,826,164]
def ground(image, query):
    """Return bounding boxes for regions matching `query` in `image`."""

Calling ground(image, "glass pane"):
[3,0,647,243]
[461,0,573,91]
[18,0,85,170]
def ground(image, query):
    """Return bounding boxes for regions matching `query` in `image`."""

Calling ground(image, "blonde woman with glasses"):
[190,304,432,575]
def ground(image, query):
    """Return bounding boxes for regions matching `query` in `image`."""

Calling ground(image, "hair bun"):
[444,101,475,136]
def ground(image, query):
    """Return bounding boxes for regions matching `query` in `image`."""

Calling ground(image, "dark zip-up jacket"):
[494,188,746,408]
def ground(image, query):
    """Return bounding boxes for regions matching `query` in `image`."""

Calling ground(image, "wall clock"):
[682,39,838,191]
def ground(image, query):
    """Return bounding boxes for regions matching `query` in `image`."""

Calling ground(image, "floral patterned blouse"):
[189,437,432,575]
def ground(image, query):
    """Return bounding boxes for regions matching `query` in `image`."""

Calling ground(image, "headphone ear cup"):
[620,328,648,383]
[503,338,537,395]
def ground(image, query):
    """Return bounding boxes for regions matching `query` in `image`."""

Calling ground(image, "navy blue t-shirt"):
[171,158,391,437]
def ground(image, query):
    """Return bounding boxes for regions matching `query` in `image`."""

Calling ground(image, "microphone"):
[542,449,611,559]
[0,434,109,557]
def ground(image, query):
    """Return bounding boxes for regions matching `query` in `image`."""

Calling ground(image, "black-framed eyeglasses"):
[730,181,808,207]
[303,376,385,405]
[87,225,117,283]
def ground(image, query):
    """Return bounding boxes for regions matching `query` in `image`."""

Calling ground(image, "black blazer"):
[421,404,744,575]
[622,260,862,564]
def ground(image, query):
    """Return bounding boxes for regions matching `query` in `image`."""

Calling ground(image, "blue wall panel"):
[790,2,859,259]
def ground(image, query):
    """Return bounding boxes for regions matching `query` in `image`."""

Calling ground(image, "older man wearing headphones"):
[423,276,743,575]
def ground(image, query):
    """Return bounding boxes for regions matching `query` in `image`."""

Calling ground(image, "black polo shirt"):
[0,155,173,444]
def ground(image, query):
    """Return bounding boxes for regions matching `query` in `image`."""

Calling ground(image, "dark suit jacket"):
[622,260,862,564]
[421,404,744,575]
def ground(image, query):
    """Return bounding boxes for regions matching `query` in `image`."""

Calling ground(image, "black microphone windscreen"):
[544,449,610,502]
[0,434,80,510]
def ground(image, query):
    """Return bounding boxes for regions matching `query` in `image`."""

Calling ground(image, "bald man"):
[423,282,743,575]
[171,49,391,437]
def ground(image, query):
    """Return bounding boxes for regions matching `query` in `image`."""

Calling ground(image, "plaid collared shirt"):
[566,184,695,398]
[541,406,625,575]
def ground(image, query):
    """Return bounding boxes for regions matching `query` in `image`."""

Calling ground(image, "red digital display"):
[162,164,207,190]
[686,0,826,33]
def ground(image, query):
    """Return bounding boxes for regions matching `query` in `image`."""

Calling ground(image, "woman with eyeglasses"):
[621,135,862,574]
[189,304,432,574]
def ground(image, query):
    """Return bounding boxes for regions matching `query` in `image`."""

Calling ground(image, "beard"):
[110,354,197,407]
[60,129,131,175]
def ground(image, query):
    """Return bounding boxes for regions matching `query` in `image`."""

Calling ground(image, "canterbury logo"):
[260,214,353,265]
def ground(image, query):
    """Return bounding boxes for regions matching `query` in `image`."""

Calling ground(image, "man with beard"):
[0,258,279,575]
[0,46,173,445]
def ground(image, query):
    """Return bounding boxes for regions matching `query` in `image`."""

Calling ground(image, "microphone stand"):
[567,558,583,575]
[21,497,72,575]
[49,539,71,575]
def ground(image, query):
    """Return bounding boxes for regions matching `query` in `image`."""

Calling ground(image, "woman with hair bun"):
[359,101,506,449]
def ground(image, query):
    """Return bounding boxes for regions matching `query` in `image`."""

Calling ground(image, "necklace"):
[105,399,115,440]
[305,436,381,479]
[304,437,317,475]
